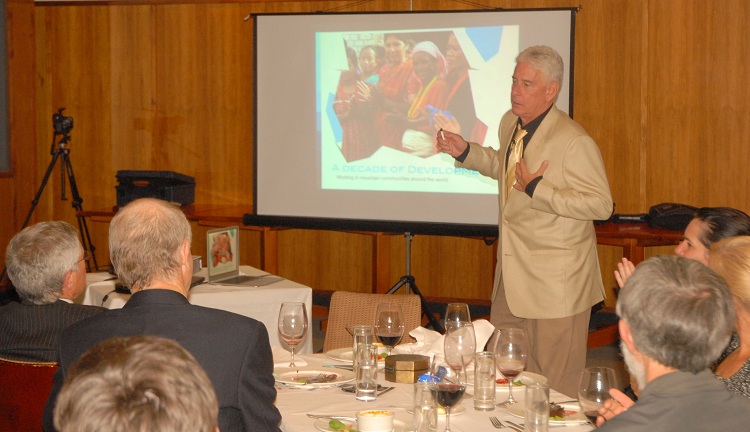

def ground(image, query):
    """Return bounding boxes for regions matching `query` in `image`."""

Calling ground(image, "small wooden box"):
[384,354,430,383]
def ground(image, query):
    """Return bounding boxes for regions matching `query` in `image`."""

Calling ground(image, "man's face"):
[621,340,647,391]
[510,61,559,125]
[385,36,407,65]
[66,251,88,299]
[674,219,710,265]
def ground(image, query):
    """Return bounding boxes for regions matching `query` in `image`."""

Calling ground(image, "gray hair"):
[54,335,218,432]
[109,198,192,292]
[617,255,735,373]
[516,45,564,85]
[5,221,82,304]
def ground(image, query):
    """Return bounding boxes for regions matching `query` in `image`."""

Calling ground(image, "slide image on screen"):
[319,26,517,195]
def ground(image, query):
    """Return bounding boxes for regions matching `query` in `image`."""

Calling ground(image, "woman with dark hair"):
[333,45,376,162]
[359,45,385,85]
[370,33,413,150]
[434,32,486,144]
[615,207,750,287]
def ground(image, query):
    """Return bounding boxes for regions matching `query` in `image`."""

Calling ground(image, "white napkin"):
[272,345,308,368]
[391,319,495,357]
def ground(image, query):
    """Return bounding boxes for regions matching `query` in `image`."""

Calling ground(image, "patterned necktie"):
[505,124,528,198]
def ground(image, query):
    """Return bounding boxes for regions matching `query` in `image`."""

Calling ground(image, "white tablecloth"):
[276,354,593,432]
[83,266,313,354]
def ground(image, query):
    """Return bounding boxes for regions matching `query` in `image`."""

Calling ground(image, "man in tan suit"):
[438,45,613,396]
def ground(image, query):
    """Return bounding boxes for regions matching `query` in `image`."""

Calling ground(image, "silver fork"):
[489,417,508,429]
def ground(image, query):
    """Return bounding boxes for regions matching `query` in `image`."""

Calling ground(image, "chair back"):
[323,291,422,352]
[0,357,59,431]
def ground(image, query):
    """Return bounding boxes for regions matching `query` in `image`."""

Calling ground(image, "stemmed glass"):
[277,302,308,367]
[374,303,405,356]
[444,303,471,329]
[444,322,476,384]
[430,354,465,432]
[492,327,528,406]
[578,367,617,427]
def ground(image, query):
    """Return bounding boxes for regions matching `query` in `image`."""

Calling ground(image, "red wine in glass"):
[584,411,599,424]
[376,333,402,348]
[432,383,466,408]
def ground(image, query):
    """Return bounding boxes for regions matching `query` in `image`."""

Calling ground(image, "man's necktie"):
[505,124,527,198]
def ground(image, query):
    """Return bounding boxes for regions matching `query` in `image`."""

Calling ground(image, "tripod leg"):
[408,279,444,333]
[63,152,99,271]
[21,150,62,228]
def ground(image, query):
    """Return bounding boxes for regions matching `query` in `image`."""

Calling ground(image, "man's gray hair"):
[516,45,564,85]
[5,221,82,304]
[617,255,735,373]
[54,335,218,432]
[109,198,192,292]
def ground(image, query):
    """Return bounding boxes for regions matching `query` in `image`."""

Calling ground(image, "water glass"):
[352,325,375,355]
[473,351,496,411]
[355,343,378,401]
[524,383,549,432]
[413,382,438,432]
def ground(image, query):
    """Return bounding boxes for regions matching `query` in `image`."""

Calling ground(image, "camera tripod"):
[387,232,444,333]
[21,124,98,271]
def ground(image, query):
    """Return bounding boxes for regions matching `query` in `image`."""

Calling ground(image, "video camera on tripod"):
[52,107,73,136]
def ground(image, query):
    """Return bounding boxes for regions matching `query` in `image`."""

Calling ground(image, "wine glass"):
[444,322,476,384]
[444,303,471,329]
[374,303,405,356]
[429,354,465,432]
[277,302,308,367]
[578,367,617,427]
[492,327,527,406]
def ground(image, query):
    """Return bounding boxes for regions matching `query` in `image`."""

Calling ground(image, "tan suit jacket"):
[457,105,612,319]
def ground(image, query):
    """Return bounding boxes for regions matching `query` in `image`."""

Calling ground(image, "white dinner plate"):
[495,371,548,390]
[507,402,588,425]
[314,418,407,432]
[274,368,355,387]
[325,345,388,363]
[325,347,354,362]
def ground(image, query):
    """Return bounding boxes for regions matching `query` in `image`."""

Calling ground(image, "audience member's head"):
[53,335,218,432]
[709,235,750,315]
[617,256,735,389]
[109,198,192,292]
[5,221,86,304]
[675,207,750,264]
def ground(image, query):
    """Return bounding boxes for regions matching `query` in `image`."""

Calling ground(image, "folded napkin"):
[392,319,495,357]
[272,345,308,368]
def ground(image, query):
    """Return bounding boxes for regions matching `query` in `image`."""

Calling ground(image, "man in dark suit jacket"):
[43,198,282,432]
[0,221,104,362]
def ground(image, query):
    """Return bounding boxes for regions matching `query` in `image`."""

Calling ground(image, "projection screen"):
[248,9,577,236]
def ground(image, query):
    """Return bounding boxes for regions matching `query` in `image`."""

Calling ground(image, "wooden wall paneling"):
[1,0,37,268]
[646,0,750,213]
[277,229,374,293]
[109,4,157,197]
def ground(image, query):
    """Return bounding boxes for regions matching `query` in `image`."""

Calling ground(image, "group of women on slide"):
[333,32,486,162]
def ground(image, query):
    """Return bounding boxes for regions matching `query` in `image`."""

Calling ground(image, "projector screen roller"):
[249,9,577,236]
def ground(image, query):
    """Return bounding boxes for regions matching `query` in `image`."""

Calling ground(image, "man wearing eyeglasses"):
[0,221,104,362]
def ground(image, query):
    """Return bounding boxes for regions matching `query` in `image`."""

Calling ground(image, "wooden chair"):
[0,357,59,431]
[322,291,422,352]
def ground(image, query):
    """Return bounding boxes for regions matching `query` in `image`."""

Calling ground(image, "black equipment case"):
[115,170,195,207]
